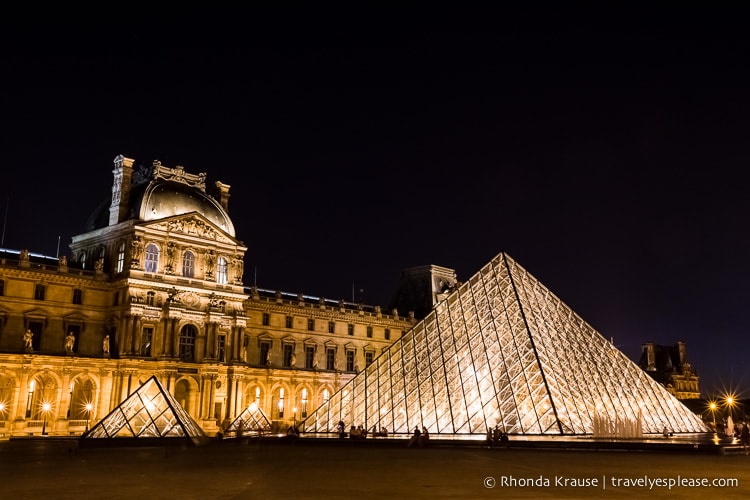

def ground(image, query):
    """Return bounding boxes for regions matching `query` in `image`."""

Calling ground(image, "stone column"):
[132,316,143,354]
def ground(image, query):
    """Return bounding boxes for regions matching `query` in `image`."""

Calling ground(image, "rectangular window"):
[141,327,153,356]
[366,326,373,338]
[365,351,374,367]
[72,289,83,305]
[283,343,293,367]
[326,347,335,370]
[67,324,82,355]
[34,284,45,301]
[346,350,355,372]
[146,291,155,306]
[385,328,390,340]
[305,345,315,369]
[262,312,270,326]
[260,342,270,365]
[347,324,354,336]
[328,321,335,334]
[285,316,293,329]
[307,318,314,331]
[28,320,43,351]
[217,335,226,362]
[116,243,125,273]
[0,279,4,296]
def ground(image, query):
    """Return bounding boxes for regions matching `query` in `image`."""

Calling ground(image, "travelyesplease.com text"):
[483,474,739,490]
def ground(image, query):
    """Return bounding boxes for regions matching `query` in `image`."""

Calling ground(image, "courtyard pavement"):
[1,436,749,499]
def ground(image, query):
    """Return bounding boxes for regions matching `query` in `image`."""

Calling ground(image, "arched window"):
[216,256,228,284]
[255,387,261,407]
[322,389,330,404]
[277,388,285,419]
[116,242,126,273]
[178,324,198,362]
[301,388,308,418]
[174,379,192,414]
[80,252,87,270]
[69,379,94,420]
[145,244,159,273]
[27,375,57,420]
[182,251,195,278]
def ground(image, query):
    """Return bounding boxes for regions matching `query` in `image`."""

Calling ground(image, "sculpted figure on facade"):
[65,332,75,354]
[130,236,143,267]
[233,255,244,283]
[204,250,216,279]
[23,330,34,351]
[165,242,177,273]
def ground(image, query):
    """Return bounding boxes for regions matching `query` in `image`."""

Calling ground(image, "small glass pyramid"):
[302,252,708,436]
[82,375,207,445]
[223,403,272,437]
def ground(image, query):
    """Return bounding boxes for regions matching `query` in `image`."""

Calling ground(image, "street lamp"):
[709,401,717,428]
[41,402,51,436]
[85,403,93,432]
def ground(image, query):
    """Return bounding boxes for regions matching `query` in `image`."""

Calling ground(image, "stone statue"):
[131,236,143,264]
[19,249,29,262]
[65,332,75,354]
[204,250,216,279]
[102,335,110,356]
[23,330,33,351]
[58,255,68,267]
[290,352,297,367]
[233,256,244,283]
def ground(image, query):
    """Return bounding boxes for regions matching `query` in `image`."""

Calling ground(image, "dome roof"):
[139,181,235,236]
[84,161,236,237]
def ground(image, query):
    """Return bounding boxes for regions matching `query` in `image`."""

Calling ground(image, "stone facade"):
[0,156,414,438]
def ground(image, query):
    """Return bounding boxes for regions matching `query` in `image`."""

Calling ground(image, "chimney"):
[215,181,231,211]
[109,155,135,226]
[642,342,656,371]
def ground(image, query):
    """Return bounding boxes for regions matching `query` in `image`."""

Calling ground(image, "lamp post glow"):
[41,402,51,436]
[726,396,735,420]
[709,401,717,428]
[85,403,93,432]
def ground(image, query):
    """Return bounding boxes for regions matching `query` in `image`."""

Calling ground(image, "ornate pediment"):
[151,161,207,191]
[145,213,236,245]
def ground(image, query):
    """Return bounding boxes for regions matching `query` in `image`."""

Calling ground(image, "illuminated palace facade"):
[0,156,415,438]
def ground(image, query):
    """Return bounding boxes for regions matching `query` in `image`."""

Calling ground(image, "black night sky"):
[1,5,748,396]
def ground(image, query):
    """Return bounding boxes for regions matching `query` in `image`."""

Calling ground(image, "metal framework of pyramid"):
[223,403,272,437]
[302,252,708,436]
[82,375,208,445]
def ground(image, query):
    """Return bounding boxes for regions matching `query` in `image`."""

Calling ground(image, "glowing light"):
[248,402,258,412]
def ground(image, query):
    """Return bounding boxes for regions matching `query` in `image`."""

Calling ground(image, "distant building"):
[638,341,701,399]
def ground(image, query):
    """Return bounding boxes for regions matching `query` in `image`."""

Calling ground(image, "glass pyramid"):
[223,403,272,437]
[303,252,708,436]
[82,375,208,445]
